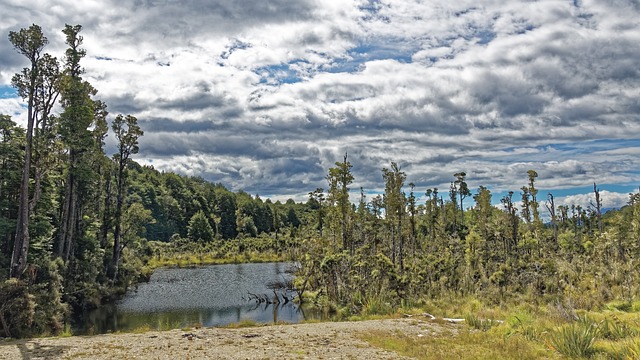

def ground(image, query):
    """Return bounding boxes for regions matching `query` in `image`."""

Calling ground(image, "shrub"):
[0,279,36,338]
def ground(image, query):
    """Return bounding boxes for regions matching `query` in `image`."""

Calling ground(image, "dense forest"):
[1,24,640,339]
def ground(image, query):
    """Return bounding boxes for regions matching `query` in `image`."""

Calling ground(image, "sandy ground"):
[0,318,452,359]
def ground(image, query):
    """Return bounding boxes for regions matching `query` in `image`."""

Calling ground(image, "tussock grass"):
[464,313,498,332]
[546,320,598,358]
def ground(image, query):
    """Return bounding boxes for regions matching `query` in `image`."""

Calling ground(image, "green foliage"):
[187,210,214,242]
[0,279,35,338]
[29,258,68,336]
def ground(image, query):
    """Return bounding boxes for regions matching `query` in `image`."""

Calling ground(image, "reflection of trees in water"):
[247,276,298,304]
[76,302,317,335]
[73,263,314,334]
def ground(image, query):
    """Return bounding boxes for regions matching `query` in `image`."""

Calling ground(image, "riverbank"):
[0,318,446,359]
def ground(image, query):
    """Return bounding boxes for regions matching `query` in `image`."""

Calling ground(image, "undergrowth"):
[359,297,640,359]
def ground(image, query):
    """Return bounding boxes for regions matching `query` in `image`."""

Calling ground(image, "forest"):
[2,24,640,354]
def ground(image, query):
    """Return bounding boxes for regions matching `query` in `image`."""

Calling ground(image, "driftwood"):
[247,290,297,305]
[402,313,436,320]
[443,318,465,323]
[247,292,273,304]
[401,313,503,324]
[245,277,299,305]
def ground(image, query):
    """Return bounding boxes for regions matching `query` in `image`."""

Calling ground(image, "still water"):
[74,262,321,334]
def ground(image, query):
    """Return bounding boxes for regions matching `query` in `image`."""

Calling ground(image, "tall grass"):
[547,319,598,358]
[465,313,497,332]
[617,339,640,359]
[599,314,638,341]
[505,311,541,341]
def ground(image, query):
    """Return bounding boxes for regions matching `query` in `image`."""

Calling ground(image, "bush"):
[0,279,36,338]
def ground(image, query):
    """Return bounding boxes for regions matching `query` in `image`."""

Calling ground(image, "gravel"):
[0,318,450,359]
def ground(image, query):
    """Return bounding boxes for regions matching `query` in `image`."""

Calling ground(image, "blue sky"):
[0,85,16,99]
[0,0,639,210]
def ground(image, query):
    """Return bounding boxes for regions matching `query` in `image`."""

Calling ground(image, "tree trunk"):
[397,216,404,272]
[111,161,126,281]
[100,173,112,249]
[57,155,78,262]
[9,64,36,279]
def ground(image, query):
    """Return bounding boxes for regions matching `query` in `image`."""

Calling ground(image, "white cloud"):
[0,0,638,200]
[0,98,26,126]
[556,190,632,210]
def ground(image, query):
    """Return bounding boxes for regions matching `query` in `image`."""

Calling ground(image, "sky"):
[1,0,639,211]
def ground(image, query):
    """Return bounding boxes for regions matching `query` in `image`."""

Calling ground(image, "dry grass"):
[359,327,559,360]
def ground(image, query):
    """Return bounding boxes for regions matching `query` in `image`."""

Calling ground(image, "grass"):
[360,328,558,360]
[353,297,640,359]
[465,313,499,332]
[144,251,287,271]
[58,323,73,338]
[546,320,599,358]
[130,324,153,334]
[222,319,261,328]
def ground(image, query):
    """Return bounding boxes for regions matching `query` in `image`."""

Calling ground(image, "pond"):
[73,262,324,334]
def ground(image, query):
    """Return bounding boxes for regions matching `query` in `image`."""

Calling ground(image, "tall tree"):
[527,170,540,225]
[8,24,49,278]
[500,191,518,256]
[326,153,353,252]
[307,188,325,237]
[425,188,439,244]
[215,187,237,239]
[454,172,470,228]
[382,162,406,268]
[111,114,143,280]
[472,186,493,241]
[0,115,24,267]
[591,183,603,233]
[407,182,417,257]
[28,54,61,213]
[546,192,558,246]
[56,24,97,261]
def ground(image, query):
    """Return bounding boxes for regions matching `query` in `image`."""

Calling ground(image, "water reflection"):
[74,262,325,334]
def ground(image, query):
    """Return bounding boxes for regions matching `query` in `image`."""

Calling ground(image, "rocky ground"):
[0,318,452,359]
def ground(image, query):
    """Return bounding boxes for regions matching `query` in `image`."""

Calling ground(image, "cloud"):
[0,0,639,203]
[556,190,632,210]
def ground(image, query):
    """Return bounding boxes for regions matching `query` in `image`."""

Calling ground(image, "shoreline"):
[0,318,449,359]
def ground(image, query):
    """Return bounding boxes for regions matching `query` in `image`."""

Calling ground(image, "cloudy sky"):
[1,0,639,210]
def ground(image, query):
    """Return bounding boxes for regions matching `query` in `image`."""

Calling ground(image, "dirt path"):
[0,318,450,359]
